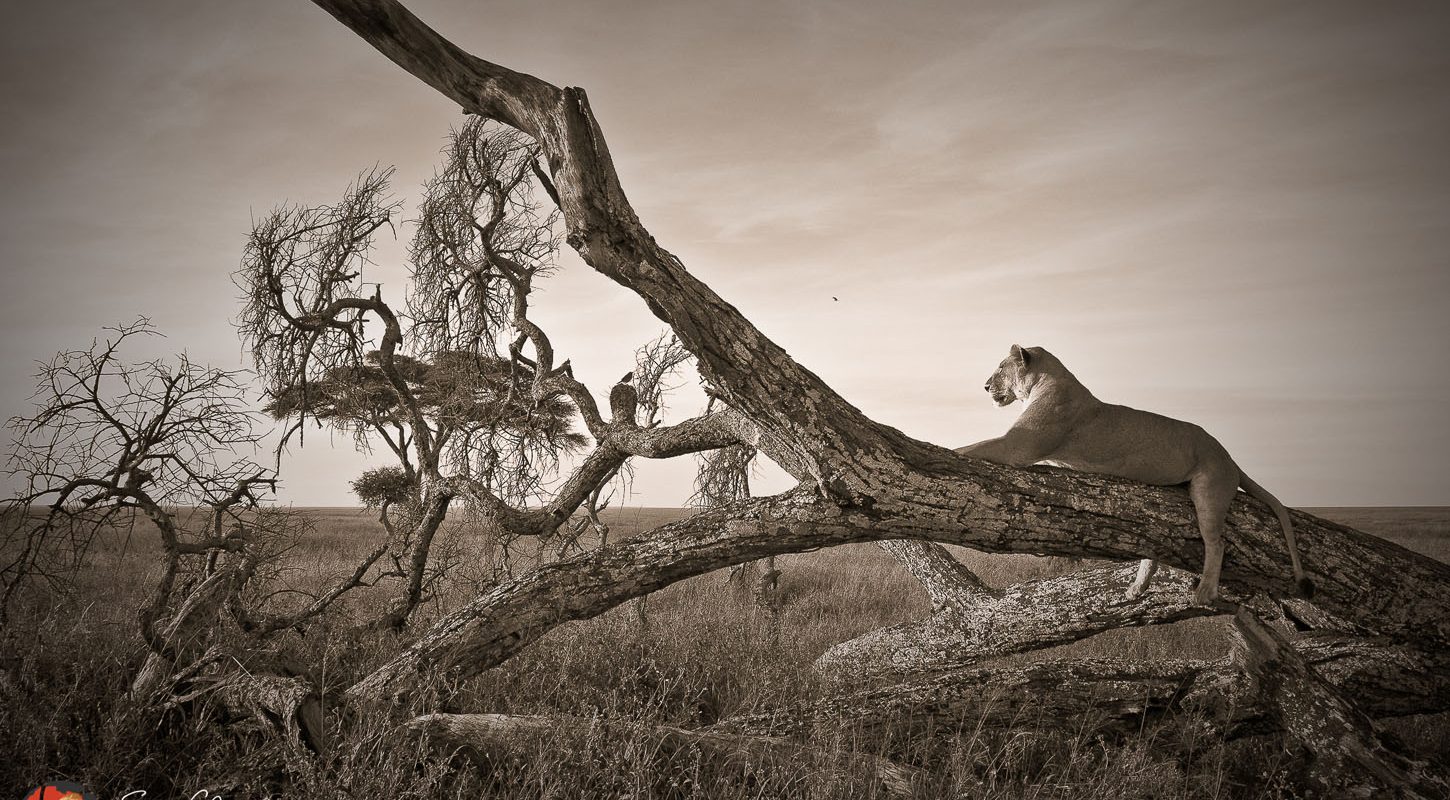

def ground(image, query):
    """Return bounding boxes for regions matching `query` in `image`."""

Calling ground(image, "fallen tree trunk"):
[813,561,1446,708]
[407,712,921,797]
[404,637,1450,786]
[723,657,1222,742]
[719,635,1450,744]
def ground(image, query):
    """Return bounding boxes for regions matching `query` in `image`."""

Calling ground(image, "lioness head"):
[984,344,1046,406]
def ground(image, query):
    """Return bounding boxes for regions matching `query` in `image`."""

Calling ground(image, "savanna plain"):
[3,505,1447,799]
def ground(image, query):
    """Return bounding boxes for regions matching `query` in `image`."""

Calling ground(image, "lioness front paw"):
[1193,585,1218,605]
[1124,585,1146,601]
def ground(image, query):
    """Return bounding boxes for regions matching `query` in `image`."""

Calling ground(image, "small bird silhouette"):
[832,296,838,302]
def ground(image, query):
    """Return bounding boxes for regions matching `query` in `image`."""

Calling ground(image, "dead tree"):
[1,321,388,751]
[292,0,1448,789]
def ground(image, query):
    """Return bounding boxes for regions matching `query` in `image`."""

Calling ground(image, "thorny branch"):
[237,119,754,626]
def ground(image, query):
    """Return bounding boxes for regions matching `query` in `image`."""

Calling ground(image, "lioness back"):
[1049,404,1234,487]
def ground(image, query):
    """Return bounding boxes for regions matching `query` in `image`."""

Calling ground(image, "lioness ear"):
[1010,344,1029,365]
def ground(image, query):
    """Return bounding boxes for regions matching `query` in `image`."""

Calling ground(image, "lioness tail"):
[1239,471,1314,598]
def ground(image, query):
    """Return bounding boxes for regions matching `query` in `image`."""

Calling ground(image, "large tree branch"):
[347,488,850,700]
[815,564,1217,682]
[310,0,911,489]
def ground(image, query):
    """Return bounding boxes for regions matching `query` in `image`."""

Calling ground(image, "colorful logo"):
[23,784,89,800]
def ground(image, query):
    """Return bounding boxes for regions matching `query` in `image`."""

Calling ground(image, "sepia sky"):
[2,0,1448,507]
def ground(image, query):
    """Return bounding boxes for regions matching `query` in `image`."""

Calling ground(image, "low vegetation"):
[3,506,1446,798]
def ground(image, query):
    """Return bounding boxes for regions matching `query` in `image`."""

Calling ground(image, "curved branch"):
[347,488,853,701]
[463,406,755,541]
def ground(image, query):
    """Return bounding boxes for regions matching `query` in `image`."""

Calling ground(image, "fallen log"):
[815,564,1217,682]
[722,636,1450,744]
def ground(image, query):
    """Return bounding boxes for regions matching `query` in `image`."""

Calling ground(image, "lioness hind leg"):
[1189,474,1237,605]
[1125,558,1158,600]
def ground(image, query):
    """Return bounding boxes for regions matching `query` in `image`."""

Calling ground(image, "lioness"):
[958,344,1312,604]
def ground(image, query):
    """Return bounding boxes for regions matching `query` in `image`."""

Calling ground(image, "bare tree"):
[3,320,268,624]
[0,321,390,749]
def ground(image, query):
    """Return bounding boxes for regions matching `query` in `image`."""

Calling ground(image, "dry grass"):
[1304,506,1450,563]
[2,506,1446,798]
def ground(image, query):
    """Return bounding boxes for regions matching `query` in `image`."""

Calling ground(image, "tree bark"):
[343,489,1448,703]
[874,540,994,613]
[130,555,252,700]
[311,0,1450,715]
[1231,608,1450,798]
[815,564,1217,682]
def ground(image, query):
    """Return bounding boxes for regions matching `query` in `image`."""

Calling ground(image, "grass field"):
[2,505,1446,798]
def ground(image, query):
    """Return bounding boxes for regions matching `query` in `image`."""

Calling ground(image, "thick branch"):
[131,556,253,700]
[310,0,912,491]
[346,481,1450,703]
[873,539,993,613]
[815,564,1216,682]
[347,488,852,701]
